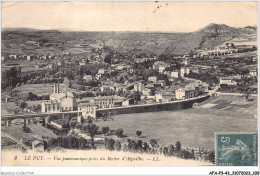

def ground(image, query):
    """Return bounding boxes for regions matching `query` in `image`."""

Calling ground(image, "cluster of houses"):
[219,67,257,87]
[42,77,209,120]
[40,54,212,119]
[219,77,238,86]
[81,64,134,82]
[42,84,96,119]
[175,81,209,100]
[134,57,157,63]
[193,44,257,59]
[1,53,58,62]
[42,84,123,120]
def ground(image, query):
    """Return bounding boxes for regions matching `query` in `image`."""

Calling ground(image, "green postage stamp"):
[216,133,258,166]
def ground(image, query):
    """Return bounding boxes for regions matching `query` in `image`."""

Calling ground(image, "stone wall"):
[97,95,210,116]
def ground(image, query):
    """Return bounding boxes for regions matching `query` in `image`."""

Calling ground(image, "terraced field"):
[194,95,257,119]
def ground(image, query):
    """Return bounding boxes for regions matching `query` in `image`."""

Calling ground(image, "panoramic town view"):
[1,1,258,166]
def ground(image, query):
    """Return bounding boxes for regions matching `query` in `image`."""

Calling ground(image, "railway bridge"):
[2,111,79,127]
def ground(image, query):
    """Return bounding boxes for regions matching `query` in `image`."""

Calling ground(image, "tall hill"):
[2,24,256,56]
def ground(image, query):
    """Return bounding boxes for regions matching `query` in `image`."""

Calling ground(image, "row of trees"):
[1,58,107,91]
[48,136,88,149]
[103,138,214,163]
[45,118,215,163]
[187,71,219,86]
[27,77,63,84]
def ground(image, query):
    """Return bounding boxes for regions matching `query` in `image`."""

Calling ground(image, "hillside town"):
[2,39,257,116]
[1,23,258,165]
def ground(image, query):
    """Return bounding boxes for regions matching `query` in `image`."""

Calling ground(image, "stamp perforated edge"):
[215,132,258,166]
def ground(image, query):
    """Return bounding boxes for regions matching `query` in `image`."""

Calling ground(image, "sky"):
[1,1,258,32]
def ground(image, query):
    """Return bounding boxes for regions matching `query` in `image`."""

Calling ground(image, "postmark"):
[216,133,258,166]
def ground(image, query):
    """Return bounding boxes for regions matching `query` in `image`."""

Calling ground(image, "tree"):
[115,128,124,138]
[63,118,71,128]
[82,124,88,131]
[158,54,168,61]
[168,145,174,156]
[46,115,52,123]
[23,124,31,133]
[61,137,69,148]
[182,150,192,159]
[87,117,92,124]
[78,137,87,149]
[175,141,181,152]
[68,136,79,149]
[191,149,195,159]
[207,151,215,163]
[2,67,21,90]
[245,90,250,101]
[136,140,143,150]
[136,130,142,138]
[69,121,77,129]
[28,92,38,101]
[114,141,122,151]
[105,138,115,151]
[43,140,48,150]
[102,127,110,136]
[142,142,149,152]
[126,138,131,144]
[128,140,137,152]
[163,147,168,156]
[42,118,46,126]
[47,138,57,148]
[132,91,141,102]
[122,144,128,152]
[56,136,64,147]
[76,123,83,129]
[104,53,113,64]
[86,124,99,148]
[150,139,158,148]
[78,115,84,124]
[19,101,27,110]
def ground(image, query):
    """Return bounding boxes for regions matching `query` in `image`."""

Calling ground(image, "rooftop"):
[50,92,75,100]
[42,100,59,104]
[94,96,115,100]
[78,102,96,107]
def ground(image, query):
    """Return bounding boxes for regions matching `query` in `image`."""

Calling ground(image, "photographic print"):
[1,1,258,167]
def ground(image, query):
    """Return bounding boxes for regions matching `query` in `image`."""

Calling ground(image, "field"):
[1,124,57,148]
[194,95,257,119]
[12,82,74,97]
[13,83,54,96]
[95,109,257,150]
[1,60,46,72]
[227,35,257,46]
[1,137,17,146]
[2,126,32,142]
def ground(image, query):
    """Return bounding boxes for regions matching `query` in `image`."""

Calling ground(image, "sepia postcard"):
[1,1,258,167]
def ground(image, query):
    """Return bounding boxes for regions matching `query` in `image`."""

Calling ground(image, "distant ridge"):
[244,26,257,31]
[2,28,62,34]
[1,23,256,55]
[2,23,256,33]
[2,28,40,32]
